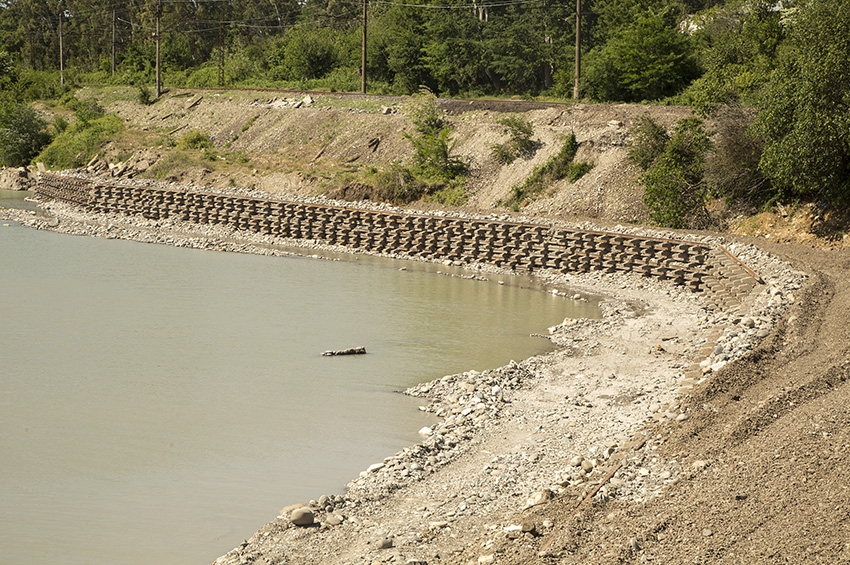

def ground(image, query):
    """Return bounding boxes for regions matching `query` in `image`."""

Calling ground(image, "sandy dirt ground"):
[206,235,842,565]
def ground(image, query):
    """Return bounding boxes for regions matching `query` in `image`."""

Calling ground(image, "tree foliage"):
[632,116,712,228]
[0,93,51,166]
[754,0,850,203]
[583,8,698,102]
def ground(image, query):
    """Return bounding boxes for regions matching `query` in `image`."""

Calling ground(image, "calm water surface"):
[0,199,598,564]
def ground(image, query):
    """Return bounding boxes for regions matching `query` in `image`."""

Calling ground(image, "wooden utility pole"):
[573,0,580,100]
[112,10,116,75]
[155,0,161,98]
[218,15,224,87]
[58,5,64,85]
[361,0,367,94]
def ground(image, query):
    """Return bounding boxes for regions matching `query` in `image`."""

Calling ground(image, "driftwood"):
[322,346,367,357]
[575,465,620,511]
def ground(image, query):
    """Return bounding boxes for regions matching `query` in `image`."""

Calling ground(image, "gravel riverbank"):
[1,192,805,565]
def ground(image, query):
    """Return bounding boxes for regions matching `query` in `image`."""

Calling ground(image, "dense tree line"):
[0,0,714,97]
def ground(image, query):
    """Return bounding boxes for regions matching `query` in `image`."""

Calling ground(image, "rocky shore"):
[0,187,805,565]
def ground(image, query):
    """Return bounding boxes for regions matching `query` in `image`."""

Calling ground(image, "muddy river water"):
[0,191,599,564]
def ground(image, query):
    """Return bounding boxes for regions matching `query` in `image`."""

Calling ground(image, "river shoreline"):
[1,194,804,565]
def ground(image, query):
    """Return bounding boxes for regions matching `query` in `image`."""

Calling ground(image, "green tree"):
[584,8,698,102]
[268,24,338,81]
[682,0,786,114]
[637,117,712,228]
[755,0,850,203]
[421,2,488,95]
[369,5,430,93]
[0,93,51,166]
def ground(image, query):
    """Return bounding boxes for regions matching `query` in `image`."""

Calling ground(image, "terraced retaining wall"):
[35,173,760,307]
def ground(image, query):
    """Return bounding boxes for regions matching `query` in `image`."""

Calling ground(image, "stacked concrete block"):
[35,173,762,307]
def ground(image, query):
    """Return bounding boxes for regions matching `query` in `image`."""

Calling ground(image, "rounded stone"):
[290,507,315,526]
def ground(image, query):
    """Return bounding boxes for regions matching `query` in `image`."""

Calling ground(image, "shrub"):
[425,183,468,206]
[34,114,123,169]
[372,163,431,203]
[566,161,594,182]
[0,95,52,167]
[178,130,213,150]
[705,104,770,211]
[628,114,669,170]
[137,86,153,106]
[52,115,69,134]
[490,116,536,164]
[403,91,467,182]
[640,117,712,229]
[501,133,583,211]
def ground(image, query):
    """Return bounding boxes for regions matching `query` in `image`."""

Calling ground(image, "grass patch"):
[424,184,468,206]
[145,152,199,180]
[178,130,213,150]
[241,114,260,132]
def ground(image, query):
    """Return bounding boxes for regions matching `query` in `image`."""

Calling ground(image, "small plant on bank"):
[490,116,536,164]
[404,90,467,183]
[241,114,260,133]
[52,115,69,135]
[137,86,153,106]
[566,161,594,182]
[628,114,669,170]
[501,133,584,211]
[178,130,213,150]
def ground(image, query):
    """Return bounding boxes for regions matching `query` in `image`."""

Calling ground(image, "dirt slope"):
[82,88,692,226]
[495,241,850,564]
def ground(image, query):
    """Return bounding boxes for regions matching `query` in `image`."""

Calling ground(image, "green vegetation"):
[630,115,711,229]
[491,116,536,165]
[327,92,468,205]
[0,93,51,166]
[753,0,850,205]
[35,114,123,169]
[502,133,592,211]
[241,115,260,133]
[33,95,122,169]
[177,130,213,150]
[404,92,467,183]
[0,0,846,223]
